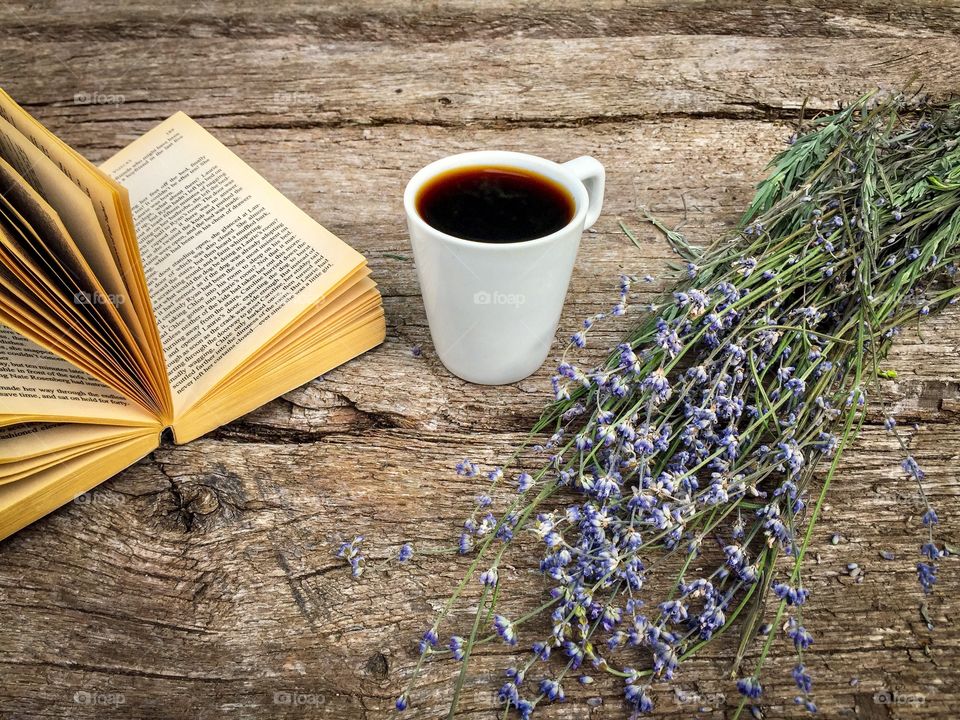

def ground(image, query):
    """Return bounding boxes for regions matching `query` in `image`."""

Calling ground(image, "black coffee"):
[416,165,575,243]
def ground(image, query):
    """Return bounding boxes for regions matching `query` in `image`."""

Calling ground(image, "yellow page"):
[0,114,132,322]
[0,89,160,367]
[0,431,158,541]
[175,315,385,443]
[208,277,379,395]
[0,422,138,463]
[100,113,366,419]
[0,324,157,427]
[0,428,144,483]
[0,159,147,382]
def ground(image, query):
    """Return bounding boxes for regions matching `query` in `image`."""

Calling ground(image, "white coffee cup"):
[404,151,604,384]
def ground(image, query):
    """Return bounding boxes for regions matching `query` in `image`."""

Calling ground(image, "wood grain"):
[3,0,960,41]
[4,34,959,131]
[0,2,957,719]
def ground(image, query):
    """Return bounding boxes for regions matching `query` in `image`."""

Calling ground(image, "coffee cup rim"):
[403,150,590,250]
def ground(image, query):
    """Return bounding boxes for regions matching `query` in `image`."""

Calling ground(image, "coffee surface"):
[416,165,575,243]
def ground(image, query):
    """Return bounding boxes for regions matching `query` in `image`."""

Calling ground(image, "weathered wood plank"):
[0,422,955,718]
[3,34,958,131]
[3,0,959,41]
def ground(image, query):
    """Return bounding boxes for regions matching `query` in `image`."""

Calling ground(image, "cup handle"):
[562,156,605,230]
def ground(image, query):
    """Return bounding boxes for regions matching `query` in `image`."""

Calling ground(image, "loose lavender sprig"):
[389,92,958,717]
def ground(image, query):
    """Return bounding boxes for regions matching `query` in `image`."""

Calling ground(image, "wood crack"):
[0,659,239,683]
[4,103,879,131]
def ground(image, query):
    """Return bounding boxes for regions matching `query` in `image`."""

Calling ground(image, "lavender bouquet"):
[348,92,959,717]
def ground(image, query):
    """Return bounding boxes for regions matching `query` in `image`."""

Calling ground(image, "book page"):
[0,114,133,324]
[0,325,157,426]
[0,156,159,412]
[0,423,142,464]
[0,423,145,483]
[0,92,131,289]
[0,431,158,541]
[0,90,172,421]
[100,113,366,417]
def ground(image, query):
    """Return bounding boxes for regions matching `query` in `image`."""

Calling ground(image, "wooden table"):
[2,2,958,718]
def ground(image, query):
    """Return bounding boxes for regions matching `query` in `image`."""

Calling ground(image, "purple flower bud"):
[737,677,763,699]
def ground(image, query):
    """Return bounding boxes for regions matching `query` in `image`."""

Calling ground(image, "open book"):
[0,91,386,540]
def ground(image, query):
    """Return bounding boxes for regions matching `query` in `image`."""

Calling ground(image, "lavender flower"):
[772,582,810,606]
[538,678,565,702]
[901,456,925,480]
[418,628,439,655]
[787,618,814,650]
[917,562,937,593]
[456,459,479,477]
[517,472,534,492]
[498,682,518,708]
[792,664,812,694]
[336,535,365,577]
[624,678,654,713]
[737,677,763,699]
[493,615,518,645]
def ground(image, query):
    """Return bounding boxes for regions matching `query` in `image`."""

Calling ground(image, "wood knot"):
[163,464,248,533]
[365,651,389,679]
